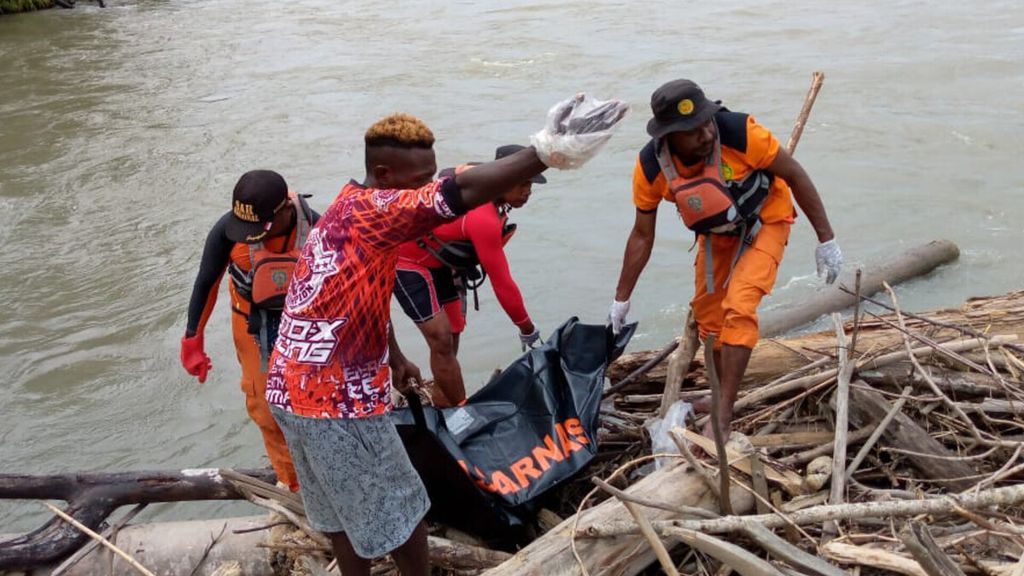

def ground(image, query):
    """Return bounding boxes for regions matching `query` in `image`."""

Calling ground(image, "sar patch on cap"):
[234,201,260,222]
[677,99,695,116]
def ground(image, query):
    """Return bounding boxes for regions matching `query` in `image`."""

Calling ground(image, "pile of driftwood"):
[538,285,1024,576]
[5,288,1024,576]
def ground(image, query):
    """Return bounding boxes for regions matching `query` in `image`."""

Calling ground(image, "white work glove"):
[519,328,542,352]
[815,239,843,285]
[530,93,630,170]
[608,300,630,335]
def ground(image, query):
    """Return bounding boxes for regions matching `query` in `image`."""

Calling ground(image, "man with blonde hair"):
[266,98,628,574]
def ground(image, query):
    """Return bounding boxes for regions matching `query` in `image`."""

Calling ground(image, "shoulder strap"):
[293,194,312,250]
[247,241,263,272]
[654,138,680,181]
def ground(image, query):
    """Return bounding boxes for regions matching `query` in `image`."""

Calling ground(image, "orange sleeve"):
[632,156,662,212]
[194,272,223,336]
[744,115,781,170]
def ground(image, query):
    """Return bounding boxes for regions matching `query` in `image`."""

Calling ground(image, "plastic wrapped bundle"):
[530,93,630,170]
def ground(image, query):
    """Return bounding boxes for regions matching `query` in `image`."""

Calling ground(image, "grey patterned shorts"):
[270,407,430,558]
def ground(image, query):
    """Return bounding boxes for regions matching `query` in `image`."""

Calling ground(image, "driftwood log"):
[608,289,1024,392]
[0,468,276,570]
[0,516,513,576]
[759,239,960,337]
[847,383,977,490]
[482,455,754,576]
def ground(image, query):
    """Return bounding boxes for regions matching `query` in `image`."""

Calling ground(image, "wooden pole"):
[50,504,148,576]
[43,503,157,576]
[786,71,825,154]
[605,338,679,398]
[847,384,977,490]
[704,335,733,516]
[592,478,680,576]
[656,310,698,415]
[845,385,912,482]
[20,516,511,576]
[581,483,1024,537]
[0,467,276,570]
[824,314,852,538]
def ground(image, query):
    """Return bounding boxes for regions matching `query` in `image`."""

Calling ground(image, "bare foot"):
[701,419,730,444]
[691,396,711,414]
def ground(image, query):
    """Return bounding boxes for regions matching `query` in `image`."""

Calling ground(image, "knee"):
[422,325,455,357]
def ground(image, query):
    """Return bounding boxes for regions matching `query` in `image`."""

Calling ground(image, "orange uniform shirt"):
[632,112,795,225]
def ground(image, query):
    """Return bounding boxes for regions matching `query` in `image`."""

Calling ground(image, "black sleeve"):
[438,176,468,216]
[185,213,234,336]
[638,139,661,184]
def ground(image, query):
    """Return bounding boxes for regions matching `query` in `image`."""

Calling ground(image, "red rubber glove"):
[180,334,212,384]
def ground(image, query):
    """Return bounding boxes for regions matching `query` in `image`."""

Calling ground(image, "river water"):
[1,0,1022,531]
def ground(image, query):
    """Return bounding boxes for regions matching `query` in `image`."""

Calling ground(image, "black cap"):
[646,79,721,139]
[224,170,289,244]
[494,144,546,184]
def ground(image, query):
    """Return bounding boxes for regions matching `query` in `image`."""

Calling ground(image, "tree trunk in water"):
[758,239,960,337]
[0,468,276,570]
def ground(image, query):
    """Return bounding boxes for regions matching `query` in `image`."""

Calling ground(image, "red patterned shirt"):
[266,178,464,418]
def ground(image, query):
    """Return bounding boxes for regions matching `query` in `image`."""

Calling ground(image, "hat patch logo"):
[234,201,260,222]
[721,164,734,180]
[677,99,695,116]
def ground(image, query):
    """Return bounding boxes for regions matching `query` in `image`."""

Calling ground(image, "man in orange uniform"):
[609,79,842,439]
[180,170,319,491]
[394,145,544,406]
[266,100,627,575]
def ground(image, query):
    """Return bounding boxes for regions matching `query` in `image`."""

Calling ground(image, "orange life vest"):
[228,193,312,310]
[657,128,772,294]
[657,130,771,236]
[226,193,312,371]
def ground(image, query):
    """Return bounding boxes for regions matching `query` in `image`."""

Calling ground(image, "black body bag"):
[391,317,635,547]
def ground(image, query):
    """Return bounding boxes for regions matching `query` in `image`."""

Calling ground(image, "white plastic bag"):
[644,399,694,470]
[530,93,630,170]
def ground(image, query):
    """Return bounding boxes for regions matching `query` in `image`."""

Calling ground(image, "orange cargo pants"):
[231,311,299,491]
[691,222,790,350]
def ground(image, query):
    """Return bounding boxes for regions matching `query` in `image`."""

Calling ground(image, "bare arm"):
[388,322,422,393]
[769,148,834,242]
[454,148,548,211]
[614,209,658,301]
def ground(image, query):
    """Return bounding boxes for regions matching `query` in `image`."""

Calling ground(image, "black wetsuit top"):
[185,207,320,337]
